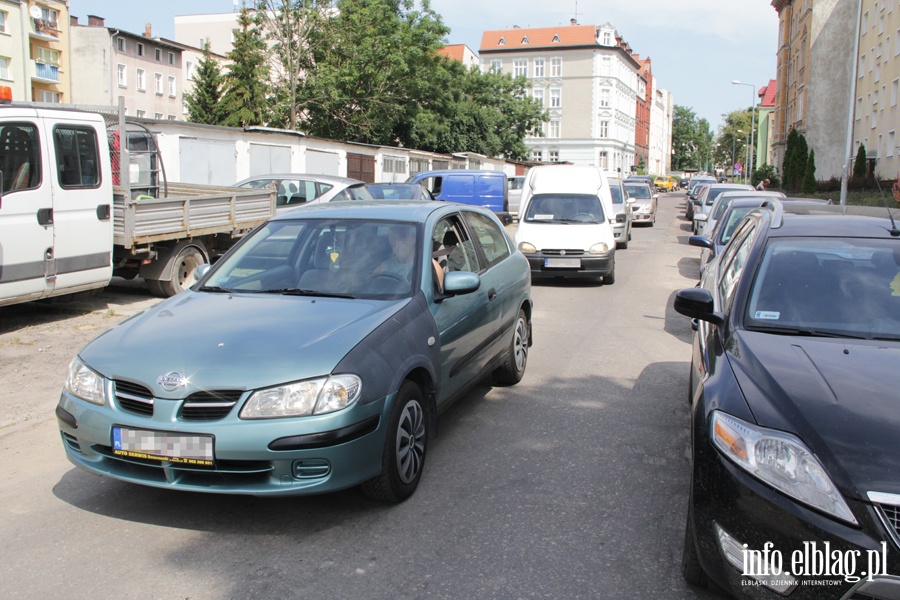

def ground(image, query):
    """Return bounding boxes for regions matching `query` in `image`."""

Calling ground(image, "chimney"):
[570,18,577,26]
[70,15,79,27]
[144,23,152,38]
[513,25,520,29]
[87,15,105,27]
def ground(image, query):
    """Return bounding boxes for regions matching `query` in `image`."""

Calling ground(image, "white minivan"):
[513,165,617,284]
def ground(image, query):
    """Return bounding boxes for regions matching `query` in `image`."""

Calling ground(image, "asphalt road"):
[0,192,723,600]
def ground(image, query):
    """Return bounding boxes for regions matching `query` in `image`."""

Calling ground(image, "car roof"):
[235,173,364,186]
[411,169,504,177]
[765,203,900,238]
[269,199,479,223]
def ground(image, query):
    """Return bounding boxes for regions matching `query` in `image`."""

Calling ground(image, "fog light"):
[715,523,798,595]
[292,459,330,479]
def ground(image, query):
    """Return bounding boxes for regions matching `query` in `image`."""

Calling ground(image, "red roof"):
[480,25,598,52]
[438,44,468,62]
[758,79,777,108]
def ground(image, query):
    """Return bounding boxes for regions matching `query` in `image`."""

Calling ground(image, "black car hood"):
[729,331,900,499]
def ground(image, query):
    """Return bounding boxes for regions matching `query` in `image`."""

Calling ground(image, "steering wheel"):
[372,272,405,284]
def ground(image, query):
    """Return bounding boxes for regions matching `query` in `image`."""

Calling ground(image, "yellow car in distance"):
[653,175,677,192]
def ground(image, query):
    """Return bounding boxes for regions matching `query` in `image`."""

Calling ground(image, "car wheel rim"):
[395,400,425,485]
[514,317,528,372]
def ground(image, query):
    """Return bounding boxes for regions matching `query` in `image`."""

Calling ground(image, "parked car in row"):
[508,175,526,219]
[623,180,658,226]
[654,175,678,192]
[690,183,755,234]
[408,170,511,224]
[700,190,786,241]
[675,199,900,598]
[514,165,617,283]
[606,172,634,249]
[365,183,435,201]
[235,174,372,211]
[56,201,533,503]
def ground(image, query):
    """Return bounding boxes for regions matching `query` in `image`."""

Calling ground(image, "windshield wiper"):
[257,288,356,299]
[749,325,867,339]
[198,285,235,294]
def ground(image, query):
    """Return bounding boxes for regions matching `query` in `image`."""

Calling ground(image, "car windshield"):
[746,239,900,339]
[201,219,419,300]
[625,185,652,199]
[718,207,757,244]
[523,193,605,223]
[332,184,374,201]
[367,184,427,200]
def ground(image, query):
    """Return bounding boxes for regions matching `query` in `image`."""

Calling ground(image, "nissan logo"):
[157,371,186,392]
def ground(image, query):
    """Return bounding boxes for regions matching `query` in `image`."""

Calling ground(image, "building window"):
[168,52,175,65]
[521,36,530,44]
[888,131,895,157]
[39,90,61,103]
[550,57,562,77]
[489,59,502,73]
[154,112,163,120]
[534,58,544,78]
[167,115,176,120]
[602,55,612,75]
[0,11,7,34]
[40,6,59,28]
[600,87,610,108]
[533,88,544,107]
[117,38,125,52]
[136,110,146,118]
[0,57,9,80]
[155,49,162,61]
[599,151,608,169]
[550,88,561,108]
[891,79,898,106]
[531,149,543,162]
[136,68,146,91]
[549,120,560,138]
[117,64,127,87]
[549,150,559,162]
[602,31,612,45]
[383,155,407,173]
[155,73,163,94]
[36,48,60,66]
[513,59,526,77]
[137,43,144,57]
[857,96,863,119]
[168,76,176,97]
[600,121,609,138]
[186,61,195,80]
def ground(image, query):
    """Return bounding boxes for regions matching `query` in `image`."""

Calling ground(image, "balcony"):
[30,18,60,39]
[33,61,60,83]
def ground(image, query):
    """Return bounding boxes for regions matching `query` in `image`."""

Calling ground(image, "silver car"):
[624,181,658,226]
[606,173,634,248]
[235,173,373,212]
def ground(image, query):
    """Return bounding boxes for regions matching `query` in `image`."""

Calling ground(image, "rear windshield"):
[523,193,605,224]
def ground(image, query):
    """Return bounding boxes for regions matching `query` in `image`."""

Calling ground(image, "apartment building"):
[0,0,71,102]
[648,79,674,176]
[438,44,479,69]
[480,21,641,172]
[70,17,183,120]
[634,56,651,170]
[855,0,899,177]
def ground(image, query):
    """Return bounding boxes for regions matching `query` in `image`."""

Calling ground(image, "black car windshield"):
[746,239,900,339]
[523,193,605,223]
[201,219,419,300]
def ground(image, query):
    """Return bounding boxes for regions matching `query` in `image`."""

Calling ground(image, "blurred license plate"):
[544,258,581,268]
[112,427,214,467]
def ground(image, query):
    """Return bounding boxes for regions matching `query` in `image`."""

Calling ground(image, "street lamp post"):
[734,129,743,182]
[733,80,756,184]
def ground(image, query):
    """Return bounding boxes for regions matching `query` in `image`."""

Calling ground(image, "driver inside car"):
[375,224,416,283]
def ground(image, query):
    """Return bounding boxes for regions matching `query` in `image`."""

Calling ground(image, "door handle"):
[37,208,53,225]
[487,288,497,301]
[96,204,111,220]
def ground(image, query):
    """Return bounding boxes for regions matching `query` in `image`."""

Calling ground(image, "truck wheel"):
[148,246,204,297]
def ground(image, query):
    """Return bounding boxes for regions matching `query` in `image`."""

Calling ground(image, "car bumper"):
[691,431,900,599]
[524,252,614,279]
[633,212,653,222]
[612,223,627,240]
[56,389,392,496]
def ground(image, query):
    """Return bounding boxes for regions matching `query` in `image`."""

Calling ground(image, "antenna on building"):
[573,0,583,24]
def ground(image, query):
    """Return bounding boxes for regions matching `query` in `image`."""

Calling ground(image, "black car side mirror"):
[674,288,724,326]
[688,236,714,251]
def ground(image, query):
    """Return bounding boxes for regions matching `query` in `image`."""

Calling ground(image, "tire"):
[604,265,616,285]
[493,309,529,385]
[149,246,205,297]
[361,381,429,503]
[628,228,633,242]
[617,239,628,250]
[682,506,708,586]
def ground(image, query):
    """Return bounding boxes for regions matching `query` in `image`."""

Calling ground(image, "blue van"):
[407,170,511,224]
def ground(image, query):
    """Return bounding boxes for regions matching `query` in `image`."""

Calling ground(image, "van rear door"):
[0,119,53,305]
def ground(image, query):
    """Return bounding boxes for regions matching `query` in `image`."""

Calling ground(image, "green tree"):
[782,128,799,190]
[183,41,226,125]
[672,105,712,171]
[802,148,817,194]
[853,143,868,178]
[221,6,271,128]
[716,109,752,177]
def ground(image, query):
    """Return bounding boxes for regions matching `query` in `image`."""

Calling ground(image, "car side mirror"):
[673,287,724,326]
[442,271,480,296]
[688,235,714,251]
[693,213,708,222]
[626,197,635,205]
[194,264,212,281]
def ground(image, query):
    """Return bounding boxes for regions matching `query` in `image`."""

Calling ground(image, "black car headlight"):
[711,411,857,525]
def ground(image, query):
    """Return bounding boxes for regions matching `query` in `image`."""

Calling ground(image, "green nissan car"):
[56,201,533,503]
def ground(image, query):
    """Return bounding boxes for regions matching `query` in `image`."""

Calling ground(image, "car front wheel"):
[493,309,529,385]
[362,381,428,503]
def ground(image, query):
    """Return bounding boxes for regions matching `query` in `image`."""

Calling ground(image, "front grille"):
[114,380,154,416]
[181,390,244,420]
[876,503,900,549]
[61,431,81,453]
[542,249,585,256]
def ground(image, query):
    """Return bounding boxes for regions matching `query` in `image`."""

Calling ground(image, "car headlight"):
[588,243,610,255]
[711,411,857,524]
[240,375,362,419]
[65,357,106,405]
[518,242,537,254]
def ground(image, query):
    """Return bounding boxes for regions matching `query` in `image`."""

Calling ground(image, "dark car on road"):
[674,200,900,598]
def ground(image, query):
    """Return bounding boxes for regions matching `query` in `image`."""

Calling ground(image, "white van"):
[513,165,617,284]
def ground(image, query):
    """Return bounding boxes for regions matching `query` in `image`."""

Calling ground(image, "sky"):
[68,0,779,131]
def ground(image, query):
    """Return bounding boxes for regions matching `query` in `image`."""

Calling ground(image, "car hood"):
[514,221,614,250]
[730,331,900,498]
[80,291,407,398]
